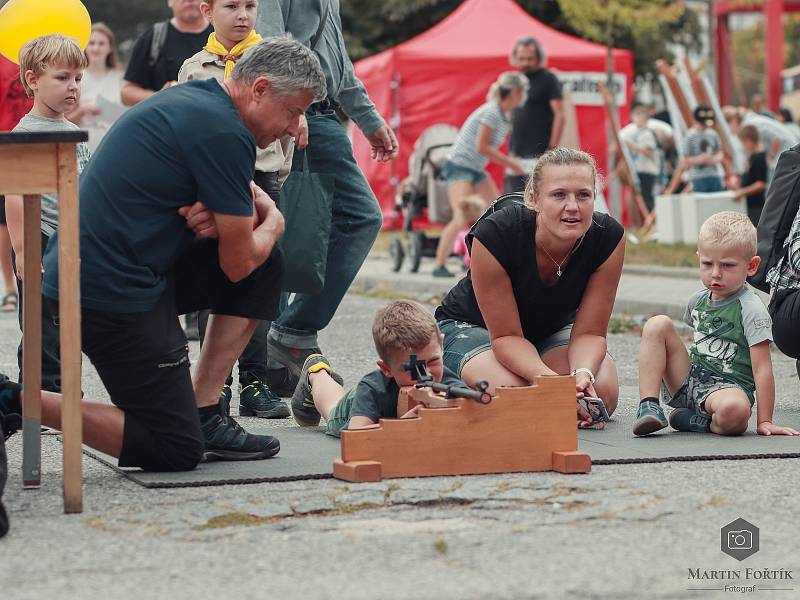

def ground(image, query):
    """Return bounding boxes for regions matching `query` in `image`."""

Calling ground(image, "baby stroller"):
[389,124,458,272]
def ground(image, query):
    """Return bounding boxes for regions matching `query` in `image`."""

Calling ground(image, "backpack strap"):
[465,193,528,253]
[309,0,330,51]
[148,20,169,69]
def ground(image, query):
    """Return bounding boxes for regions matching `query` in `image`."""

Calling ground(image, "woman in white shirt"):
[69,23,125,151]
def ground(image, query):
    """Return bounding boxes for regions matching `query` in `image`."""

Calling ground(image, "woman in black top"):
[435,148,625,424]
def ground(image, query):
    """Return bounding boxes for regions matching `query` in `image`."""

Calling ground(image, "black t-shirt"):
[42,79,256,312]
[350,367,465,423]
[436,204,624,343]
[509,68,563,158]
[124,22,213,92]
[741,151,768,210]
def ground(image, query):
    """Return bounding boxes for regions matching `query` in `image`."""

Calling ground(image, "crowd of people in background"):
[620,96,800,228]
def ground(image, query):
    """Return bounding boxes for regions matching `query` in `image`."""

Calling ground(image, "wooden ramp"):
[333,376,591,482]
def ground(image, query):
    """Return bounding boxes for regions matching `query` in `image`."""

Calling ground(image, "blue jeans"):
[269,112,383,348]
[692,176,724,193]
[441,160,487,186]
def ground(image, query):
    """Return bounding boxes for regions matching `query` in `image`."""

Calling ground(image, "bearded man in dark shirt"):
[504,37,564,193]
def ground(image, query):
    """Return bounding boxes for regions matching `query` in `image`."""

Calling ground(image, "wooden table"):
[0,130,86,513]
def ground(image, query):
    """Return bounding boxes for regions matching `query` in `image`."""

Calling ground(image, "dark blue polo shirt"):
[43,79,256,312]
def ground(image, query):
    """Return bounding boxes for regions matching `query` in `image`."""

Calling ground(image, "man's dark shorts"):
[50,239,283,472]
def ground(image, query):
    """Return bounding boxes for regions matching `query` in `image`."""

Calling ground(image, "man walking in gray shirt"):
[257,0,399,394]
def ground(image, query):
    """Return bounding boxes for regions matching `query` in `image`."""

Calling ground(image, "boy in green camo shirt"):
[634,211,799,437]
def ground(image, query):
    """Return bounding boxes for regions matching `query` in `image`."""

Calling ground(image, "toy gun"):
[403,355,492,405]
[578,396,610,424]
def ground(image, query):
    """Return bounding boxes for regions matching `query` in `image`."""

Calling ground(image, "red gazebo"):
[351,0,634,224]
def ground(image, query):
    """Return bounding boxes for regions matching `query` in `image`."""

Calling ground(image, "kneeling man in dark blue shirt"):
[0,38,327,471]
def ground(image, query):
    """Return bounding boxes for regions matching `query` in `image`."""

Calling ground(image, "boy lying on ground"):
[290,300,467,436]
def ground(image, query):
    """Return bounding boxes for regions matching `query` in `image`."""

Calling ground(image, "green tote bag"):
[278,149,334,294]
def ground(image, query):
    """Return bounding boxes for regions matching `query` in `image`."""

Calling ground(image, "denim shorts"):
[438,319,573,377]
[440,160,487,186]
[663,364,753,411]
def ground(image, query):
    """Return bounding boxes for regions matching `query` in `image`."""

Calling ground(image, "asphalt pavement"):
[1,280,799,600]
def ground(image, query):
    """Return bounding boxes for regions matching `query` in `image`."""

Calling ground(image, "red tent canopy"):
[352,0,634,226]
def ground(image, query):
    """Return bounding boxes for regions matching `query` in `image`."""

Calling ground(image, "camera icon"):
[721,518,759,561]
[727,530,752,550]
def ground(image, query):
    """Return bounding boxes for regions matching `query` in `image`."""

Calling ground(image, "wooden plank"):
[656,60,694,125]
[682,57,736,171]
[598,81,652,228]
[0,145,59,194]
[21,194,42,488]
[56,143,83,514]
[332,459,382,483]
[337,376,582,480]
[552,451,592,474]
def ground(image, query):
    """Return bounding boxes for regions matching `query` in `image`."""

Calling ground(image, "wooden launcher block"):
[332,376,591,482]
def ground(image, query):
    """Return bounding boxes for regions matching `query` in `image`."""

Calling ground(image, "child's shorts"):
[325,388,356,437]
[662,365,754,413]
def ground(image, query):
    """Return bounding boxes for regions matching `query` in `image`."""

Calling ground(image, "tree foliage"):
[556,0,702,79]
[340,0,703,80]
[0,0,704,79]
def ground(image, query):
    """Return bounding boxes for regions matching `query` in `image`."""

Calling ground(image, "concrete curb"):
[352,268,688,321]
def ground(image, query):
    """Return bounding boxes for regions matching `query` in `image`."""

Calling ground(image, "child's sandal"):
[1,291,17,313]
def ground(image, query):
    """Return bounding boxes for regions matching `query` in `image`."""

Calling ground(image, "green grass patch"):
[196,512,277,530]
[375,229,698,268]
[625,232,697,267]
[608,314,642,335]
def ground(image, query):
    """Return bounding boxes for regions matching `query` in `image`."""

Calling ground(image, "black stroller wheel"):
[389,235,405,272]
[408,232,423,273]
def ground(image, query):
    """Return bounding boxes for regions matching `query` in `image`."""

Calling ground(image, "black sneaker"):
[239,379,290,418]
[267,339,322,394]
[265,366,297,398]
[200,411,280,461]
[219,384,233,417]
[0,374,22,441]
[291,354,344,427]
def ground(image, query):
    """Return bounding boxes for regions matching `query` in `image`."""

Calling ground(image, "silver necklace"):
[537,234,585,278]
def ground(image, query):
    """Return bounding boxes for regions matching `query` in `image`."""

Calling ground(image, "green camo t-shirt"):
[683,286,772,400]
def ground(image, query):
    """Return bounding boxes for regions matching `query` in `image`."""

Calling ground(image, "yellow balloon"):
[0,0,91,64]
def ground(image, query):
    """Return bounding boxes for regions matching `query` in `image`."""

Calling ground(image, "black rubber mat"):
[82,410,800,488]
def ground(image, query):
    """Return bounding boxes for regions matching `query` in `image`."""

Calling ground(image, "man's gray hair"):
[231,37,327,102]
[511,36,545,64]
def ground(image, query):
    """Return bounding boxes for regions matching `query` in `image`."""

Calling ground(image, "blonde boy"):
[291,300,467,436]
[177,0,295,418]
[5,34,90,391]
[634,212,799,437]
[178,0,294,191]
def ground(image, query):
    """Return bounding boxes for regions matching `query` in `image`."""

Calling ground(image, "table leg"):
[57,143,83,513]
[21,194,42,488]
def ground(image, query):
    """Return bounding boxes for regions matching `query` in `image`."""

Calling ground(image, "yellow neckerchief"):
[204,30,262,80]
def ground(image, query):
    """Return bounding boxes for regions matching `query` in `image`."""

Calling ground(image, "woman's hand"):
[575,378,604,429]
